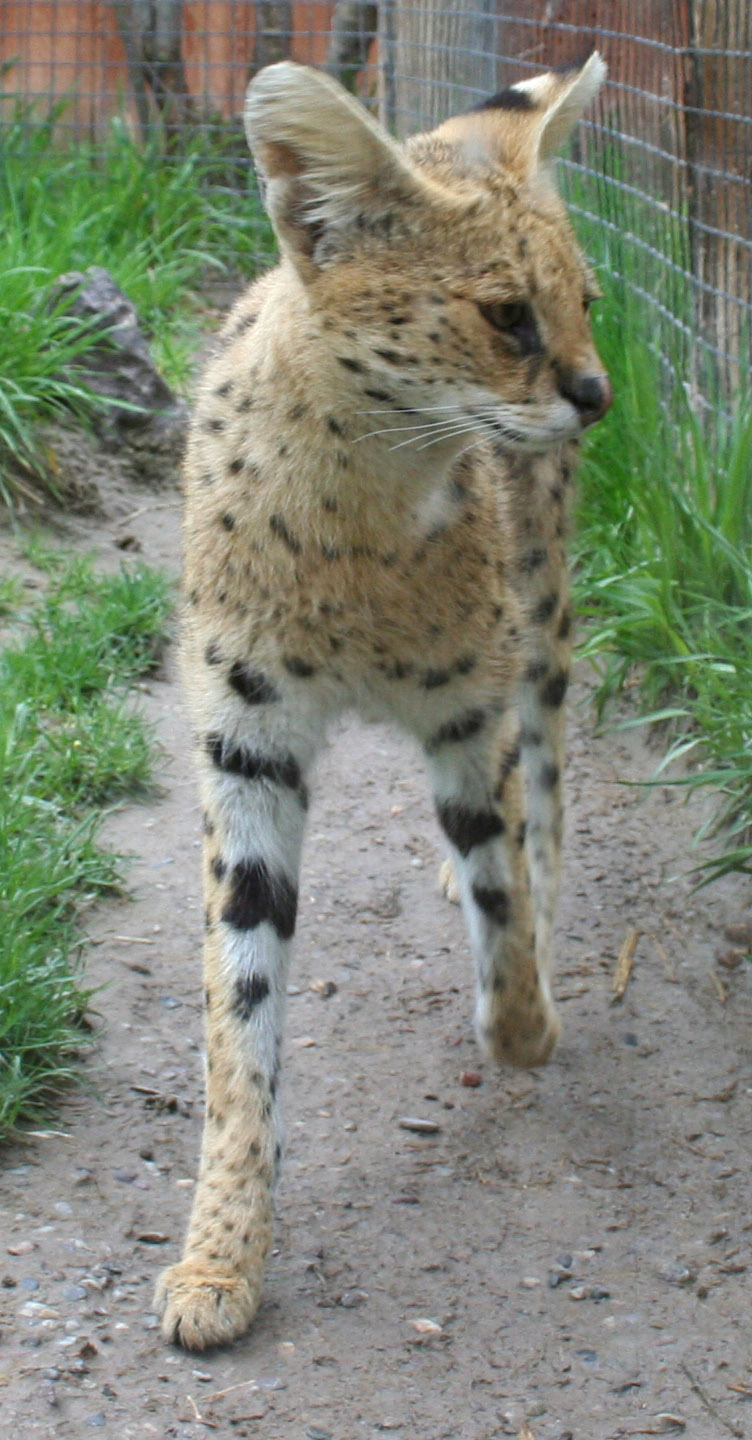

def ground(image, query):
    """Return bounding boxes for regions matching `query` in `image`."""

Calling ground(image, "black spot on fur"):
[380,659,414,681]
[327,416,345,436]
[520,727,543,747]
[454,653,477,676]
[222,859,298,939]
[363,387,394,403]
[215,379,234,397]
[520,546,548,573]
[205,641,222,666]
[269,513,302,554]
[236,395,253,413]
[472,885,510,925]
[322,496,338,513]
[283,656,316,678]
[540,761,561,790]
[426,709,486,754]
[337,356,366,373]
[221,512,236,530]
[436,801,504,857]
[374,347,401,364]
[206,734,308,807]
[525,659,548,682]
[211,855,227,881]
[541,669,569,707]
[532,591,559,624]
[233,972,271,1019]
[203,812,215,837]
[422,668,451,690]
[228,662,280,705]
[229,457,244,475]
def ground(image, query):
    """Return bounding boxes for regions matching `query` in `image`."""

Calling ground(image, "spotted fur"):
[155,54,611,1349]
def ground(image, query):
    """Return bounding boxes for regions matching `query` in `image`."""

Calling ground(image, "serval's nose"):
[558,368,613,427]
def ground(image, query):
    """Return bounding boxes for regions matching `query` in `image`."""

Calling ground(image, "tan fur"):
[155,57,611,1349]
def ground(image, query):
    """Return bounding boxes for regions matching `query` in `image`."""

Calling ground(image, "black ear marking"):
[473,87,536,114]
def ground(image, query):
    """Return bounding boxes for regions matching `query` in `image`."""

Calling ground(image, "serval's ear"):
[435,52,606,186]
[244,63,434,272]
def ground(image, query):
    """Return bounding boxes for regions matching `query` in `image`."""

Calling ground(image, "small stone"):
[1,1275,16,1287]
[410,1317,442,1335]
[63,1285,88,1301]
[85,1416,107,1428]
[653,1415,687,1432]
[136,1232,170,1245]
[160,996,181,1009]
[310,979,338,998]
[556,1253,574,1268]
[569,1285,588,1301]
[521,1276,542,1289]
[112,1170,137,1184]
[20,1276,40,1291]
[659,1262,696,1287]
[7,1240,35,1255]
[398,1117,441,1134]
[306,1429,333,1440]
[459,1070,482,1087]
[54,1201,74,1217]
[589,1284,610,1301]
[339,1288,368,1308]
[192,1369,213,1382]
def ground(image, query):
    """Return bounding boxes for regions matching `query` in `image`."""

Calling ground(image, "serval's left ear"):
[244,62,441,273]
[435,52,607,184]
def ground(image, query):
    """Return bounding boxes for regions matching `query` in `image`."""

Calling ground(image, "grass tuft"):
[574,251,752,880]
[0,550,172,1140]
[0,97,274,502]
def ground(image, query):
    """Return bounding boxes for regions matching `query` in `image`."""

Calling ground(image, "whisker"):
[354,414,479,444]
[390,421,486,452]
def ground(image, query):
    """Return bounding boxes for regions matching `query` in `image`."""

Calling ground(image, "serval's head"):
[244,54,611,457]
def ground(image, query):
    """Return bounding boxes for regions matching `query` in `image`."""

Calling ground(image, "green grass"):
[573,240,752,881]
[0,96,275,502]
[0,548,172,1140]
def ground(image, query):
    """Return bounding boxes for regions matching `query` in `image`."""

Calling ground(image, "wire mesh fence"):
[2,1,750,403]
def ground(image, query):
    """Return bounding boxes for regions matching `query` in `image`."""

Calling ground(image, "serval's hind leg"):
[426,706,559,1069]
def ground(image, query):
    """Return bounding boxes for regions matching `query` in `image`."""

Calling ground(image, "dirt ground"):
[1,475,751,1440]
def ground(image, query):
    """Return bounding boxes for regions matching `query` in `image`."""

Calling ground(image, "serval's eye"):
[477,300,540,353]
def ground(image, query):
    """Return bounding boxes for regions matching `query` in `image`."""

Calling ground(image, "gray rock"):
[50,267,181,433]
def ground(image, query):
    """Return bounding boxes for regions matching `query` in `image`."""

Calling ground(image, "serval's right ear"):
[244,63,435,273]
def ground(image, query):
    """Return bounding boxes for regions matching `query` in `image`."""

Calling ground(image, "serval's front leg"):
[426,706,559,1068]
[155,706,321,1350]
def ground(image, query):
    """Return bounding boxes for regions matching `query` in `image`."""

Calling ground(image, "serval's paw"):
[477,991,561,1070]
[155,1259,262,1350]
[438,858,461,905]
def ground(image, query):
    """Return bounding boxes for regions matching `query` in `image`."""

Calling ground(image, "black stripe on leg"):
[206,733,308,808]
[436,800,504,857]
[233,973,271,1020]
[228,662,280,705]
[472,884,510,925]
[222,858,298,939]
[425,708,486,754]
[540,669,569,707]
